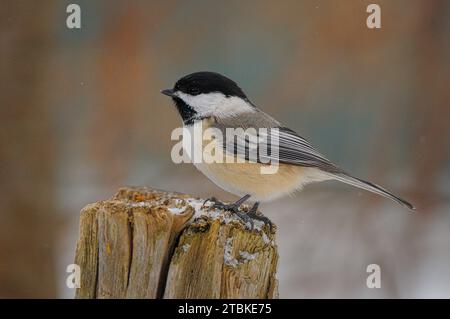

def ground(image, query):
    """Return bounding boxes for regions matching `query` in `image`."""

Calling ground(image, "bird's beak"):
[161,89,175,97]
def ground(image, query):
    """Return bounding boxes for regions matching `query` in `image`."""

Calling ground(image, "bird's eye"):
[189,87,200,95]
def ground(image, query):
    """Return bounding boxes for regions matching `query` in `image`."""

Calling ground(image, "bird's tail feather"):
[326,172,415,211]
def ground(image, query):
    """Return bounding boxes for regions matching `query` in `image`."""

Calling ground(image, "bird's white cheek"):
[176,92,254,118]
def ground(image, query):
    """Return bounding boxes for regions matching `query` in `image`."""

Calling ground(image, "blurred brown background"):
[0,0,449,298]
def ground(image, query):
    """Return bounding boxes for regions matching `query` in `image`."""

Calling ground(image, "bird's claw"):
[247,211,273,233]
[234,211,255,230]
[203,197,240,213]
[203,197,273,232]
[212,201,241,214]
[202,197,217,207]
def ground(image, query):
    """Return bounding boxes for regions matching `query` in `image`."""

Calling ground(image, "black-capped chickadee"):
[162,71,414,227]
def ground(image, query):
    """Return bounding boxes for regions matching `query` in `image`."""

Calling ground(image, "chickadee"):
[162,71,414,227]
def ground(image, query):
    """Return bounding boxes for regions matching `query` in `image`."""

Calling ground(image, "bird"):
[161,71,414,228]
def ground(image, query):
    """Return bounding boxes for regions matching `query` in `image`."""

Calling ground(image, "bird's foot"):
[202,196,218,208]
[205,197,243,214]
[203,196,255,229]
[204,197,273,232]
[203,197,234,210]
[246,202,274,233]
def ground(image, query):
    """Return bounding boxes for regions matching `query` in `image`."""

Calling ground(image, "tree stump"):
[74,187,279,299]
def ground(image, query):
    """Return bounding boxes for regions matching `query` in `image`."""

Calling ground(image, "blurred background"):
[1,0,449,298]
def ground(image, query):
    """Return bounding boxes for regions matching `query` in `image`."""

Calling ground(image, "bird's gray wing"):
[269,127,341,172]
[212,114,414,210]
[212,113,341,173]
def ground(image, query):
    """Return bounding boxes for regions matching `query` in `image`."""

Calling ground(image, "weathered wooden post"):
[74,187,279,299]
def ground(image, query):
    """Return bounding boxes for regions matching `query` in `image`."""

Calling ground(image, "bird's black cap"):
[170,71,247,99]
